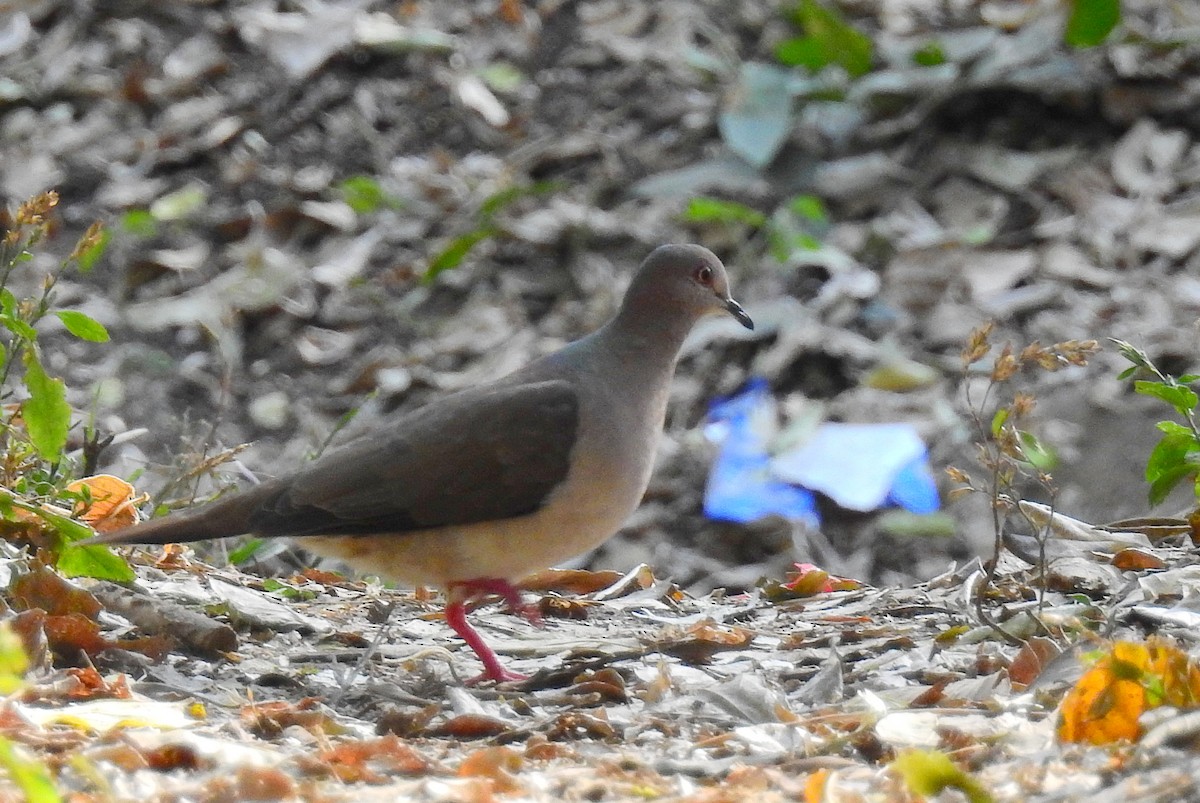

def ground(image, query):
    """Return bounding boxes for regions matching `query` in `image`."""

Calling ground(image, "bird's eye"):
[695,265,713,285]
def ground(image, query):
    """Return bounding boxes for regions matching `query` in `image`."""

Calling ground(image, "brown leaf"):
[242,698,343,738]
[1110,548,1166,571]
[320,735,433,783]
[9,563,102,619]
[519,568,624,595]
[458,745,523,794]
[1009,637,1062,691]
[659,620,755,665]
[429,713,512,739]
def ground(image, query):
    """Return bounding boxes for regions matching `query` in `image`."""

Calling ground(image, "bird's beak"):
[725,298,754,330]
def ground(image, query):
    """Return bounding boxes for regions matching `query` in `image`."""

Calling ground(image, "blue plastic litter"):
[703,380,819,527]
[704,380,940,524]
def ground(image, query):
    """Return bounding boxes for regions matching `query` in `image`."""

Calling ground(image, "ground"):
[1,0,1200,799]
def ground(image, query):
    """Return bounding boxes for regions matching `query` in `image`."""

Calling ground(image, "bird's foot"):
[464,665,529,686]
[446,579,536,684]
[452,577,543,627]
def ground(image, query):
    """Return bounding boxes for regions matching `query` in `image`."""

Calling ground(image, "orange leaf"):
[1110,548,1166,571]
[1058,638,1200,744]
[458,745,523,793]
[66,474,145,532]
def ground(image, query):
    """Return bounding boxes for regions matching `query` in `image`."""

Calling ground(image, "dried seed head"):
[945,466,972,484]
[69,221,105,262]
[14,191,59,226]
[962,323,994,365]
[991,345,1019,382]
[1011,392,1037,418]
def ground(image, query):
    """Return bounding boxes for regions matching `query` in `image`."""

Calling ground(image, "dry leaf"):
[1058,637,1200,744]
[67,474,145,532]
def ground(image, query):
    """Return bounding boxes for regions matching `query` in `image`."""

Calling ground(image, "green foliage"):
[0,624,55,801]
[912,41,947,66]
[120,209,158,238]
[228,537,266,565]
[0,735,61,803]
[776,0,873,77]
[682,198,766,228]
[949,326,1100,623]
[338,175,402,215]
[1112,339,1200,506]
[683,194,829,261]
[21,351,69,462]
[893,749,994,803]
[424,180,561,282]
[0,192,133,581]
[1066,0,1121,48]
[54,310,109,343]
[0,621,29,694]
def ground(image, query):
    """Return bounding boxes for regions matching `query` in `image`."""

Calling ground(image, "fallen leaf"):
[67,474,145,532]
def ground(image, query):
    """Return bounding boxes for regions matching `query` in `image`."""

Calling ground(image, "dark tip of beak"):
[726,298,754,330]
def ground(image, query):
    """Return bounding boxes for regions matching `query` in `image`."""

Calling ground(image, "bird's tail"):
[85,484,275,546]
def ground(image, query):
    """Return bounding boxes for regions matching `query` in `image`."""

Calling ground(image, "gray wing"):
[247,379,579,537]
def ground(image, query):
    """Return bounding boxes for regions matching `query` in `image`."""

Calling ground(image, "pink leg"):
[444,579,533,684]
[458,578,542,626]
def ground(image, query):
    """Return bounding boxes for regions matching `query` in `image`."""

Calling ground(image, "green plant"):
[1112,339,1200,507]
[948,325,1099,625]
[0,622,61,802]
[424,180,562,282]
[682,194,829,263]
[1065,0,1121,48]
[337,175,403,215]
[0,192,132,581]
[775,0,873,77]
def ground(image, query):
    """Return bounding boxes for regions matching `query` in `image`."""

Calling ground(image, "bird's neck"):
[604,302,695,375]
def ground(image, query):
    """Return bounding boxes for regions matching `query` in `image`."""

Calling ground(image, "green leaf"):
[682,197,766,227]
[778,0,873,77]
[0,734,62,803]
[912,41,946,66]
[56,543,137,582]
[1110,338,1152,371]
[120,209,158,238]
[719,61,794,168]
[1017,430,1057,471]
[22,352,70,461]
[0,623,29,695]
[892,748,994,803]
[1143,428,1200,505]
[990,407,1009,436]
[424,227,496,282]
[1148,463,1195,507]
[479,180,561,218]
[54,310,109,343]
[775,37,829,72]
[229,537,266,565]
[1065,0,1120,48]
[0,288,37,342]
[1156,420,1195,439]
[789,194,827,223]
[338,175,401,214]
[1135,380,1199,416]
[74,229,109,273]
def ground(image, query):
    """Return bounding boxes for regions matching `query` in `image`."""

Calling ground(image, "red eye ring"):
[695,265,713,285]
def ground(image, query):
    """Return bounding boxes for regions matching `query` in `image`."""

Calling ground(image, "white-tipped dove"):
[91,244,754,683]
